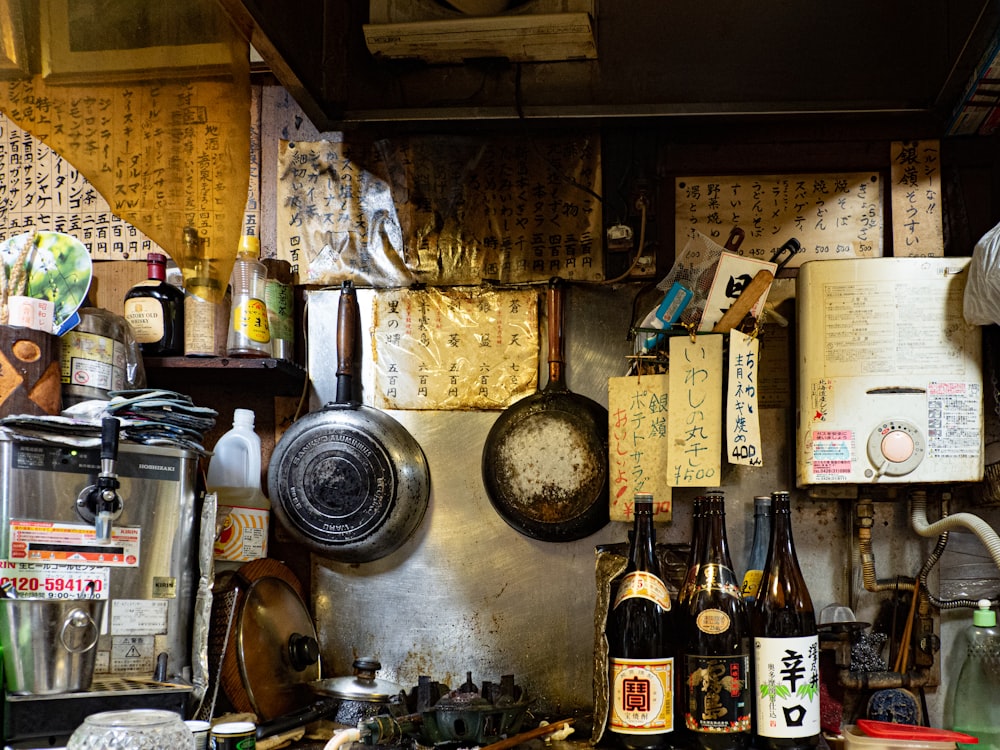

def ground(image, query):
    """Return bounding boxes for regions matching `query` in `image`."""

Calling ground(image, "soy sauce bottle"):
[751,491,820,749]
[607,492,680,749]
[682,493,751,750]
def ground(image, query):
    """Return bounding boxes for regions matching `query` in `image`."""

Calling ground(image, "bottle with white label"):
[207,408,270,568]
[751,491,820,750]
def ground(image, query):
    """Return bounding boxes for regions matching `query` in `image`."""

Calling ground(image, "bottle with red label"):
[607,492,680,750]
[682,492,751,750]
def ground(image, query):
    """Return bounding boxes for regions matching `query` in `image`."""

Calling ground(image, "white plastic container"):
[207,408,270,565]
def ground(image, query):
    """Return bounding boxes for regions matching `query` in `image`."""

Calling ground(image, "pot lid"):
[311,657,403,702]
[235,576,321,720]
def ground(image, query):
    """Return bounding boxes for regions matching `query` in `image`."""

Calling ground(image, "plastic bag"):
[964,219,1000,325]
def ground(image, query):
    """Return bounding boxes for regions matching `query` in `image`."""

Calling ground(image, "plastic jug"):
[207,408,270,565]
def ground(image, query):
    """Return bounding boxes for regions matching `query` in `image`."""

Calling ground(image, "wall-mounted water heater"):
[796,257,983,486]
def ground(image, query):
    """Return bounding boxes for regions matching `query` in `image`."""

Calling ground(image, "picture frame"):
[39,0,235,84]
[0,0,29,78]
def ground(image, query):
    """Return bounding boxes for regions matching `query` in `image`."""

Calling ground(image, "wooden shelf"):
[143,356,308,397]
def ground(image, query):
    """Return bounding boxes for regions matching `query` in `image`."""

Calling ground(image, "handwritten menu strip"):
[667,334,722,487]
[675,172,883,270]
[371,287,539,410]
[890,140,943,257]
[276,133,604,287]
[0,70,250,298]
[726,331,763,466]
[0,111,155,259]
[608,374,671,522]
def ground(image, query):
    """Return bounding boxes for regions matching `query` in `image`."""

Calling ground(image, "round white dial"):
[867,419,925,476]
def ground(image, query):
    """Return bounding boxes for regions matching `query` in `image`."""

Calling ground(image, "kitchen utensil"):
[0,598,104,694]
[268,280,430,563]
[257,657,404,741]
[216,559,320,721]
[481,277,609,541]
[66,709,195,749]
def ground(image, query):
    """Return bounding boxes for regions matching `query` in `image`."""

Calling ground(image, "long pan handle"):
[336,280,358,404]
[547,277,565,388]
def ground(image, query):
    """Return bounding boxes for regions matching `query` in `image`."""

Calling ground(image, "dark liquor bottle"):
[678,495,705,608]
[124,252,185,356]
[607,492,678,750]
[741,496,772,605]
[682,493,751,750]
[751,491,820,750]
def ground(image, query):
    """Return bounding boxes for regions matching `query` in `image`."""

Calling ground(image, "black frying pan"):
[481,278,609,542]
[268,281,430,563]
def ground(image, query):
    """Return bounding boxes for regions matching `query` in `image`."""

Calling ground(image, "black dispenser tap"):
[76,417,123,544]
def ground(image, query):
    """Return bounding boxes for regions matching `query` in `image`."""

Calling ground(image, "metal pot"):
[268,281,430,563]
[0,598,104,694]
[256,657,404,740]
[481,278,609,541]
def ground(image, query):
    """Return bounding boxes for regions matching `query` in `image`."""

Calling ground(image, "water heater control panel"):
[796,257,983,486]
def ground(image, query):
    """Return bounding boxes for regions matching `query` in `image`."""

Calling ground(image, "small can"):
[210,721,256,750]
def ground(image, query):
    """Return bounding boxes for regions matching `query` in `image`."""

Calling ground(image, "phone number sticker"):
[0,562,109,600]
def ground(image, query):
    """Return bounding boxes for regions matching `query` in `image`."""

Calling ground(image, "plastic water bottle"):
[207,408,270,567]
[226,235,271,358]
[952,599,1000,750]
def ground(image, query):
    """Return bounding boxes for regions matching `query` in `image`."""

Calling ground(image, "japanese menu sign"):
[890,140,943,256]
[608,374,671,522]
[675,172,883,271]
[277,133,603,287]
[0,109,156,258]
[371,287,539,410]
[667,334,722,487]
[726,330,763,466]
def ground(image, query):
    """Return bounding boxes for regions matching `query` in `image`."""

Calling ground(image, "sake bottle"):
[751,491,820,750]
[607,492,679,749]
[683,493,751,750]
[741,496,772,604]
[679,495,705,607]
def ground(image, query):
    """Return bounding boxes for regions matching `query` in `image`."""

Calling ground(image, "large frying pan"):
[268,281,430,563]
[482,278,609,541]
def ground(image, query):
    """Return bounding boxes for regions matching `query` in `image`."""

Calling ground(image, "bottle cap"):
[239,235,261,258]
[233,408,256,428]
[634,492,653,504]
[754,495,772,510]
[973,598,996,627]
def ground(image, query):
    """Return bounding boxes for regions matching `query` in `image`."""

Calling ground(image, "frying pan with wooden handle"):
[481,278,609,542]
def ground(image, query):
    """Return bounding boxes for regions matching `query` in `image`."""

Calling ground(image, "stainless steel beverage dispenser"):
[0,432,201,748]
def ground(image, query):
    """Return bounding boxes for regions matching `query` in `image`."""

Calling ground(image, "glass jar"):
[67,709,195,750]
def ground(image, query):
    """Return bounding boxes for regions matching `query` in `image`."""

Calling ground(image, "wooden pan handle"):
[336,280,358,403]
[547,277,565,386]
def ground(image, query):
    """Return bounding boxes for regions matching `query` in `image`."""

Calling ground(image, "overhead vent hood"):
[219,0,1000,132]
[363,0,597,64]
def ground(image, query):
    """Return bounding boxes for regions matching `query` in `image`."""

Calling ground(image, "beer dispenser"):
[0,417,203,748]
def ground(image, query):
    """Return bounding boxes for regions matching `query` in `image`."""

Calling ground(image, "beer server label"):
[684,654,750,733]
[610,657,674,734]
[754,635,820,738]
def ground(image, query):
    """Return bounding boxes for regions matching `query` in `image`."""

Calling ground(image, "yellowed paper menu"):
[371,287,539,410]
[890,140,943,257]
[667,334,723,487]
[608,374,671,522]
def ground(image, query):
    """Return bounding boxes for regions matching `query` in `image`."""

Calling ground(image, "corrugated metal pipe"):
[856,498,916,593]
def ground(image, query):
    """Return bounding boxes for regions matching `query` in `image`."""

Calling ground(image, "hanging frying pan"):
[268,281,430,563]
[481,278,609,542]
